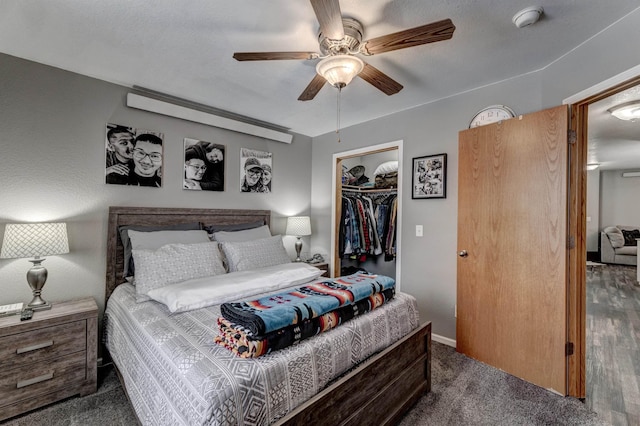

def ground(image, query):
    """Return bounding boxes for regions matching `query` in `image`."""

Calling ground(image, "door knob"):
[458,250,468,258]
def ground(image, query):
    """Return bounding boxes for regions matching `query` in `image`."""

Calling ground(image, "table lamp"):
[1,222,69,311]
[285,216,311,262]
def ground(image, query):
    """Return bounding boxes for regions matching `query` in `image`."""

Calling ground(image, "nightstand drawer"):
[0,351,86,408]
[0,320,86,369]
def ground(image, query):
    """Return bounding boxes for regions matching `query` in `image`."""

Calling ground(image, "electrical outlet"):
[416,225,423,237]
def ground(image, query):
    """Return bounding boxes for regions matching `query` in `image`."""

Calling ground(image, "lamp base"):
[26,258,52,311]
[294,237,303,262]
[27,301,52,311]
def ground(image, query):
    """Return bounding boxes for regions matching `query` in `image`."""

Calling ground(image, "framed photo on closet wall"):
[412,153,447,199]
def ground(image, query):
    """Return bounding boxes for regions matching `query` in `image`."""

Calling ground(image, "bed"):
[103,206,431,425]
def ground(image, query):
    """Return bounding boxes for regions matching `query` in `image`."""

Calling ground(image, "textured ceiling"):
[588,85,640,171]
[0,0,639,158]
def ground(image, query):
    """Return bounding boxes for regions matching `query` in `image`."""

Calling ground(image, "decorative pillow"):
[119,222,201,277]
[220,235,291,272]
[202,221,265,236]
[128,229,210,249]
[605,227,625,249]
[373,160,399,176]
[212,225,272,242]
[132,242,226,302]
[621,229,640,246]
[127,229,211,279]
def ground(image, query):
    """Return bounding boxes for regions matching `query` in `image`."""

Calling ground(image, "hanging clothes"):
[340,189,397,262]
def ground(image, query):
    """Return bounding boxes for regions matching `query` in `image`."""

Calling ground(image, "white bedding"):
[147,262,324,313]
[104,282,420,425]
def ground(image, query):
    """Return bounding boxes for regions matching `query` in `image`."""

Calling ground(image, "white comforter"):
[104,283,420,425]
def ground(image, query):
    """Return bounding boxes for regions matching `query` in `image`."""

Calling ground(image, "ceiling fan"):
[233,0,455,101]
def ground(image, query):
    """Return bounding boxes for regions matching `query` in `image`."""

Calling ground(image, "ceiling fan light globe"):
[316,55,364,88]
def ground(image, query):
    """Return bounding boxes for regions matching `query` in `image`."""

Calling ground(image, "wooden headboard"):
[105,206,271,302]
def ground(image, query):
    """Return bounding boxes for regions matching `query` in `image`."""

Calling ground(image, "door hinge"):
[568,130,577,144]
[565,342,574,356]
[567,235,575,249]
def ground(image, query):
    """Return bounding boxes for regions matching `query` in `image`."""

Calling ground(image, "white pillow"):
[132,242,226,302]
[128,229,210,250]
[374,161,398,176]
[147,263,323,313]
[212,225,271,242]
[220,235,291,272]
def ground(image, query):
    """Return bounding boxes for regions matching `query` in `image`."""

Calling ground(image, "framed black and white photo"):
[183,138,225,191]
[105,123,164,188]
[412,153,447,199]
[240,148,272,193]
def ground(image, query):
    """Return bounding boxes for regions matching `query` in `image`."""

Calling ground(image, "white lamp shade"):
[316,55,364,88]
[1,223,69,259]
[285,216,311,237]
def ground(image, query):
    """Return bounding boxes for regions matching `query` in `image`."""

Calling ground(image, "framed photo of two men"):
[412,153,447,199]
[183,138,225,191]
[105,123,164,188]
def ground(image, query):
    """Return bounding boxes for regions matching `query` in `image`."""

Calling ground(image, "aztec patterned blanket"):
[220,272,395,335]
[216,288,395,358]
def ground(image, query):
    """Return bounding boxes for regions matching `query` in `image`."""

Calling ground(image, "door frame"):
[566,68,640,397]
[330,140,403,287]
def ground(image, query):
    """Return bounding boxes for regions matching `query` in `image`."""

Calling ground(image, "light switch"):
[416,225,423,237]
[586,216,591,222]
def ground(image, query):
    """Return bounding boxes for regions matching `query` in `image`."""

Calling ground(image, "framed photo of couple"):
[183,138,225,191]
[240,148,272,193]
[412,153,447,199]
[105,123,164,188]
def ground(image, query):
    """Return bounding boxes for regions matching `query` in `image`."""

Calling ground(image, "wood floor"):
[586,263,640,426]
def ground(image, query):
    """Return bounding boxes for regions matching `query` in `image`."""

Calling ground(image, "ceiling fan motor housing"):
[318,18,363,56]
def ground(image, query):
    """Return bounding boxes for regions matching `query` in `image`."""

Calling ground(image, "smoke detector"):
[513,6,544,28]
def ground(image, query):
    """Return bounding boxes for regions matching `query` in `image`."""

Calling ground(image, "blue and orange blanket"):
[219,272,395,336]
[215,288,395,358]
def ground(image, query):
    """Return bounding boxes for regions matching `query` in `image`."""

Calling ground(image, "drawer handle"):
[16,372,54,388]
[16,340,54,354]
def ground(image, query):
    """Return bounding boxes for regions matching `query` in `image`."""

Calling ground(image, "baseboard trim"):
[432,333,456,347]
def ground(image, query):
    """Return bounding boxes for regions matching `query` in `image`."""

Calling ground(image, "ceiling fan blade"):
[363,18,455,55]
[298,74,327,101]
[310,0,345,40]
[233,52,318,61]
[358,62,403,96]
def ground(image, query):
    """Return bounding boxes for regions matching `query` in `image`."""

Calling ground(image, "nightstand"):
[310,262,329,277]
[0,297,98,421]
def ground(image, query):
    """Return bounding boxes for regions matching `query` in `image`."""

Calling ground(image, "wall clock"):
[468,105,516,128]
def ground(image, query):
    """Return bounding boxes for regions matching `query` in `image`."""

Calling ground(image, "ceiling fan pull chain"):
[336,86,341,143]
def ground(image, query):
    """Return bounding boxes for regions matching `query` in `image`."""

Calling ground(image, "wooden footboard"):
[275,322,431,426]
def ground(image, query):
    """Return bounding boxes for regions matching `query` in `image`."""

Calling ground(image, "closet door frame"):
[331,140,403,289]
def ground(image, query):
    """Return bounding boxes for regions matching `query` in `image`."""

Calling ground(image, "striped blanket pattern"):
[215,288,395,358]
[219,272,395,336]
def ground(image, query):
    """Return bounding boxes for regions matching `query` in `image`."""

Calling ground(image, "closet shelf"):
[341,185,396,193]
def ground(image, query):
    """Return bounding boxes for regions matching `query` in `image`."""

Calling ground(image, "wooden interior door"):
[457,105,569,394]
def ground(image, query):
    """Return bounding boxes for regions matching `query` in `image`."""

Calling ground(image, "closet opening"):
[331,140,403,288]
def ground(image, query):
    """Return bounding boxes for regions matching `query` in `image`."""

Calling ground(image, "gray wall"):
[311,8,640,340]
[600,170,640,229]
[0,53,313,318]
[586,170,601,252]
